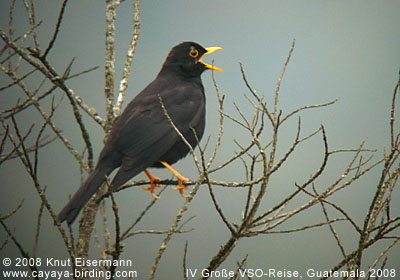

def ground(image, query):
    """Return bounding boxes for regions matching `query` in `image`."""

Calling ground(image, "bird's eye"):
[189,47,199,58]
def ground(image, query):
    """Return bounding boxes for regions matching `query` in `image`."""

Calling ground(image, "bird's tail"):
[58,165,113,224]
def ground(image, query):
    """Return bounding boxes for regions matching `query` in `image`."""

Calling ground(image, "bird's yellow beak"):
[199,47,223,72]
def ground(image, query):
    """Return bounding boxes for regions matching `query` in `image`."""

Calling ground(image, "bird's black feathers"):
[58,42,219,224]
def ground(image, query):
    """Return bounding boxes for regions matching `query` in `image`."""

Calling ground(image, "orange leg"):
[159,161,190,198]
[143,169,161,199]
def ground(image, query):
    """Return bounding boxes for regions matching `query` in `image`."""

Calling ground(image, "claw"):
[143,169,161,199]
[172,178,190,198]
[159,161,190,197]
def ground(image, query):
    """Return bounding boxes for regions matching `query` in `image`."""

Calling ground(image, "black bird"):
[58,42,222,224]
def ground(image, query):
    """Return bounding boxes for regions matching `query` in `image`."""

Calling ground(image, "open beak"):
[199,47,223,72]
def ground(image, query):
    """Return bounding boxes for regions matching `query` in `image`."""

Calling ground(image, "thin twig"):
[42,0,69,59]
[0,220,39,277]
[0,199,25,221]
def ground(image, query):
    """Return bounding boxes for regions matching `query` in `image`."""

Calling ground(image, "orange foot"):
[143,169,161,199]
[172,180,189,198]
[159,161,190,198]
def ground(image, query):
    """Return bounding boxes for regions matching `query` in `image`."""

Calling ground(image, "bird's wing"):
[109,81,204,164]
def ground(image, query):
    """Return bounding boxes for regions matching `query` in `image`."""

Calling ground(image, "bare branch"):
[0,199,25,221]
[120,186,167,241]
[273,38,296,120]
[114,0,140,116]
[206,69,225,168]
[42,0,69,59]
[281,98,339,124]
[0,29,92,171]
[246,218,346,236]
[104,0,117,132]
[149,181,202,280]
[0,220,39,277]
[390,72,399,148]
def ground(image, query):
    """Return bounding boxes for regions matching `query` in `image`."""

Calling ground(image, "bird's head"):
[160,42,222,78]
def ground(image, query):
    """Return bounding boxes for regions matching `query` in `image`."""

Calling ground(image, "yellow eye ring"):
[189,47,199,58]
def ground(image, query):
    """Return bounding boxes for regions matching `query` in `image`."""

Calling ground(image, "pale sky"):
[1,0,399,278]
